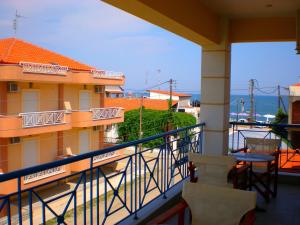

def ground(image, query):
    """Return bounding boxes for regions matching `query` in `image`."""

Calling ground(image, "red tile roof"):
[291,83,300,87]
[105,98,178,112]
[0,38,94,71]
[147,89,191,97]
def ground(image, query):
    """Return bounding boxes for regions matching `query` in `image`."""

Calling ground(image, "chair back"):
[245,138,280,155]
[188,153,236,187]
[182,182,256,225]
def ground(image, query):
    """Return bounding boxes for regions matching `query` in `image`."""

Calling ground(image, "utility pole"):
[169,78,173,112]
[139,94,143,151]
[277,85,281,110]
[236,98,239,121]
[249,79,255,122]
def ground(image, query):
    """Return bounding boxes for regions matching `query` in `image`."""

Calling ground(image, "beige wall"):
[64,84,102,110]
[63,127,100,155]
[7,82,59,115]
[7,133,58,172]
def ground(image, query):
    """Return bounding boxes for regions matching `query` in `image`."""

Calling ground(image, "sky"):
[0,0,300,96]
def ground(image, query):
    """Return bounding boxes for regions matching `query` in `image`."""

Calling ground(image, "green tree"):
[272,108,288,139]
[117,108,196,147]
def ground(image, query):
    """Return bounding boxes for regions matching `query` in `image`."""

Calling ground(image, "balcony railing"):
[91,69,124,79]
[19,110,66,128]
[20,62,68,76]
[23,166,66,184]
[0,123,204,224]
[91,107,122,121]
[230,121,300,172]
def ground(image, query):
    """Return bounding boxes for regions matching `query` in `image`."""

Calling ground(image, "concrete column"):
[200,20,231,155]
[57,84,64,156]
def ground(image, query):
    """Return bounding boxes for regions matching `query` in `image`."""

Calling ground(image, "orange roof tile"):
[105,98,178,112]
[291,83,300,87]
[147,89,191,97]
[0,38,94,71]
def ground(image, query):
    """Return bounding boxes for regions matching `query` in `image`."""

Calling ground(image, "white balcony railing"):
[92,151,119,163]
[19,110,66,128]
[91,107,122,121]
[24,166,66,184]
[20,61,68,76]
[91,69,124,79]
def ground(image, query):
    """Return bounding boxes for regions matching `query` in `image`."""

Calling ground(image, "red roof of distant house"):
[105,98,178,112]
[147,89,191,97]
[0,38,94,71]
[291,83,300,87]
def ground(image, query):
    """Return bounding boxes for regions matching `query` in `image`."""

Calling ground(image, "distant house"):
[147,89,199,119]
[105,86,124,98]
[147,89,191,108]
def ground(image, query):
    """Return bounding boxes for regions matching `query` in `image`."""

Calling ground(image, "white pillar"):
[200,20,231,155]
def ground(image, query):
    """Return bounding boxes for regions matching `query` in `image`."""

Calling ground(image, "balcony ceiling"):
[103,0,299,45]
[200,0,300,18]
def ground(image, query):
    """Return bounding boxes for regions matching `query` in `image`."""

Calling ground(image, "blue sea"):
[191,94,288,122]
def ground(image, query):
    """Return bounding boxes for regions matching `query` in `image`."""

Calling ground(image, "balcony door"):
[23,139,39,168]
[79,91,91,111]
[22,90,39,112]
[79,129,90,154]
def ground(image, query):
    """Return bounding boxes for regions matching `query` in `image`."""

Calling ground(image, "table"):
[232,152,277,202]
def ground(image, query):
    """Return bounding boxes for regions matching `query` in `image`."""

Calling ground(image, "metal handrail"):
[0,123,204,182]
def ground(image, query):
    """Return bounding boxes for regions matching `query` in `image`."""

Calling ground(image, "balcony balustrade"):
[91,69,124,79]
[91,107,122,121]
[20,62,68,76]
[19,110,66,128]
[72,107,124,127]
[0,110,72,137]
[230,121,300,173]
[0,123,204,224]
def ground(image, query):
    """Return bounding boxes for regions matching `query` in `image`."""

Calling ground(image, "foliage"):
[272,108,288,139]
[118,108,196,147]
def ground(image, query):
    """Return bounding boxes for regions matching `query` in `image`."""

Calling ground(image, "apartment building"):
[0,38,125,192]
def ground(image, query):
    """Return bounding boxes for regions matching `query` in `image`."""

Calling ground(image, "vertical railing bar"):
[74,192,77,225]
[42,203,46,225]
[166,136,169,189]
[7,197,11,225]
[89,158,93,225]
[96,167,100,225]
[134,145,138,219]
[83,171,87,225]
[124,161,127,211]
[17,177,22,225]
[163,136,167,198]
[28,189,33,225]
[139,145,141,208]
[130,156,133,214]
[104,172,107,220]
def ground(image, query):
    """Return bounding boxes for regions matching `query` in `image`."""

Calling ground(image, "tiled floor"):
[255,183,300,225]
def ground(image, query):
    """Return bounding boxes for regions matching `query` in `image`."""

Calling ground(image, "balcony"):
[0,62,125,85]
[0,123,204,224]
[0,110,72,137]
[71,107,124,128]
[0,122,299,224]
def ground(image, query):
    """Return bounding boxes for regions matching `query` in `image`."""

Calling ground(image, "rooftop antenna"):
[13,10,26,36]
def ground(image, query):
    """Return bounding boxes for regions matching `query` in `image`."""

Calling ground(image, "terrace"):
[1,0,300,224]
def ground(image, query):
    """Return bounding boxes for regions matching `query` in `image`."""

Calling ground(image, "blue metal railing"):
[0,123,204,225]
[229,121,300,169]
